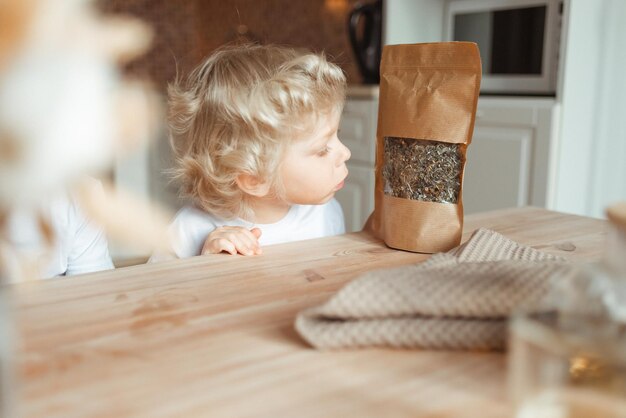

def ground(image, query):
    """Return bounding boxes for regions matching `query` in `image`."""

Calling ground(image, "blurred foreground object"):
[509,202,626,417]
[0,0,170,279]
[0,0,168,415]
[509,311,626,418]
[0,0,155,207]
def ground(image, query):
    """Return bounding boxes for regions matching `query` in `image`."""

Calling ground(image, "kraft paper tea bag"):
[370,42,481,253]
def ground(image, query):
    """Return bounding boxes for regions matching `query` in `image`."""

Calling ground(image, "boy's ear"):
[235,174,271,197]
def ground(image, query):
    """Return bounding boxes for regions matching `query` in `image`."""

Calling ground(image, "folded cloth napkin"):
[295,228,578,351]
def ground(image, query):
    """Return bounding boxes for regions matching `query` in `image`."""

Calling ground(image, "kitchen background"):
[99,0,626,261]
[99,0,364,87]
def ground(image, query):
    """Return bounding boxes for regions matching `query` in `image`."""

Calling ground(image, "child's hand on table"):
[202,227,262,256]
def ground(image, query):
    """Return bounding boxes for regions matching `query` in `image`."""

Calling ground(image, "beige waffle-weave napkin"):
[295,228,577,351]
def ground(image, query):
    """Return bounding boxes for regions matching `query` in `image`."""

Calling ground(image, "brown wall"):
[99,0,365,90]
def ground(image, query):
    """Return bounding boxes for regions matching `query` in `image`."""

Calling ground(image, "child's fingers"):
[202,238,236,255]
[237,228,260,246]
[237,235,259,255]
[203,226,261,256]
[232,229,261,255]
[224,232,257,256]
[249,229,263,254]
[217,239,238,255]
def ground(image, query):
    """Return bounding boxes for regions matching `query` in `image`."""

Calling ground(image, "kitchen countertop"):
[9,207,607,417]
[347,84,379,99]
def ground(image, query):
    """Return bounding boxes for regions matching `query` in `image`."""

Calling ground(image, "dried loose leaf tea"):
[371,42,481,253]
[382,137,463,204]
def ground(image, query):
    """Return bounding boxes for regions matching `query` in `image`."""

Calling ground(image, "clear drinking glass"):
[509,310,626,418]
[509,202,626,418]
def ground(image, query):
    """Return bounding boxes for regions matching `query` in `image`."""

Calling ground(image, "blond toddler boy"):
[153,44,351,259]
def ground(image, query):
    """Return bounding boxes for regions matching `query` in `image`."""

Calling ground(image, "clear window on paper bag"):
[382,136,463,204]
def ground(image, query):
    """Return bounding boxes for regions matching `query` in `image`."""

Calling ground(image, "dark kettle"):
[348,0,382,84]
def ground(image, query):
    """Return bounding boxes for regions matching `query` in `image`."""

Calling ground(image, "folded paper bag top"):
[294,228,578,351]
[371,42,482,253]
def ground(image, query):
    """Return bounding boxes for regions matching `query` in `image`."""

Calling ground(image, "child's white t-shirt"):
[4,190,114,280]
[155,198,345,260]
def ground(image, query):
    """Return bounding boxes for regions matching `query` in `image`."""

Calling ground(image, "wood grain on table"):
[10,207,607,418]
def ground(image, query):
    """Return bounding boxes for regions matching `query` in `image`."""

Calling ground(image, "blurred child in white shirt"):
[3,180,114,279]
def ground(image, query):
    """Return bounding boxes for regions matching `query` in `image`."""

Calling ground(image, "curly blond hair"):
[168,43,346,221]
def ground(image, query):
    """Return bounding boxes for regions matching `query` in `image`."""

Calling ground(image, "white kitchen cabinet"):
[464,97,559,214]
[335,86,378,232]
[463,126,533,213]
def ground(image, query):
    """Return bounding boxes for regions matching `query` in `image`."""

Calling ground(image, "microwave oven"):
[444,0,563,95]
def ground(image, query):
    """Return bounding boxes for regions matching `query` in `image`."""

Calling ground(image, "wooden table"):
[9,207,607,417]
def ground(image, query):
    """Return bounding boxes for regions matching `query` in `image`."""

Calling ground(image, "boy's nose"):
[337,141,351,165]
